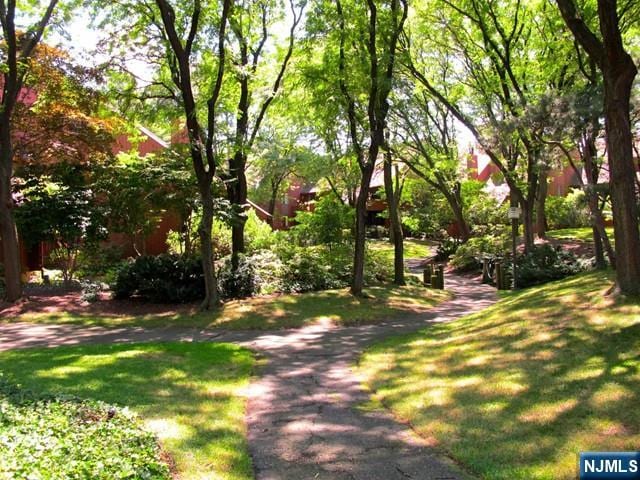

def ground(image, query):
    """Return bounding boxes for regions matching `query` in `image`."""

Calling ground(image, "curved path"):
[1,274,496,480]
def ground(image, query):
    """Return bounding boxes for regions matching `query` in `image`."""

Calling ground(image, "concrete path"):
[1,274,496,480]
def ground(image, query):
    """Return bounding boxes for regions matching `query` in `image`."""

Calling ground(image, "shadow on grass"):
[361,271,640,480]
[0,342,255,480]
[11,284,450,331]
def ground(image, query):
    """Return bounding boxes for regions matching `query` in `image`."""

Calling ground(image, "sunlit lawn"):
[11,285,450,330]
[359,271,639,480]
[547,227,614,243]
[369,238,432,263]
[0,342,255,480]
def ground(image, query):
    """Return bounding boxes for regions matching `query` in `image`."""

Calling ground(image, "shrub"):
[275,242,392,293]
[450,235,510,272]
[76,244,124,282]
[0,375,170,480]
[245,210,278,252]
[217,254,259,299]
[291,195,354,246]
[279,245,346,293]
[80,280,102,303]
[545,189,590,230]
[515,244,586,288]
[166,216,231,260]
[464,182,510,236]
[435,237,460,261]
[247,250,284,294]
[113,254,205,303]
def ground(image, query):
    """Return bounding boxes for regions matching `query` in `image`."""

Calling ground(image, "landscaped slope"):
[0,342,255,480]
[359,271,640,480]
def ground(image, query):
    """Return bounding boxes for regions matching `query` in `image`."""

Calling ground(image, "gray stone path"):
[0,274,496,480]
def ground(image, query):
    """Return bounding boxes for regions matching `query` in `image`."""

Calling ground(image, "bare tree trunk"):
[592,225,606,269]
[584,152,616,265]
[447,183,471,242]
[352,165,375,296]
[556,0,640,295]
[267,197,277,227]
[521,197,536,252]
[199,183,220,309]
[0,129,22,302]
[604,71,640,294]
[536,169,549,239]
[384,151,404,285]
[228,147,248,271]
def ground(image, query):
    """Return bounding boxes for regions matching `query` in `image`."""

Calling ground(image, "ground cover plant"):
[0,376,170,480]
[3,284,450,330]
[359,270,640,480]
[0,342,255,480]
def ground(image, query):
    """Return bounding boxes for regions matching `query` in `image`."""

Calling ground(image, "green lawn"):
[0,342,255,480]
[547,227,614,243]
[368,238,432,263]
[11,284,450,330]
[358,271,640,480]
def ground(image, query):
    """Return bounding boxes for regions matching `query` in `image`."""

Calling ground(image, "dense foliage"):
[291,195,354,246]
[545,190,591,230]
[0,376,169,480]
[113,254,205,303]
[515,244,586,288]
[450,235,510,272]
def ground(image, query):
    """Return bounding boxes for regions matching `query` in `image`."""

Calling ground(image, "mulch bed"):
[0,290,197,319]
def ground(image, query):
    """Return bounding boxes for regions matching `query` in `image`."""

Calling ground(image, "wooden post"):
[482,257,492,284]
[495,261,504,290]
[423,264,433,286]
[437,265,445,289]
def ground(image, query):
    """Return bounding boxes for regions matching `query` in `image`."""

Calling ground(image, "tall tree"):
[224,0,306,269]
[391,79,471,242]
[383,148,405,284]
[555,0,640,295]
[327,0,408,295]
[405,0,571,252]
[0,0,62,301]
[153,0,232,309]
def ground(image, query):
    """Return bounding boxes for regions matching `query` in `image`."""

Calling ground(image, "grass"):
[0,342,255,480]
[358,271,640,480]
[11,284,451,330]
[369,238,432,263]
[547,227,614,243]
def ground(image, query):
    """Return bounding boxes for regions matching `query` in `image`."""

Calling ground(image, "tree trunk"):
[228,151,248,270]
[583,140,616,266]
[536,169,549,239]
[603,67,640,294]
[445,183,470,242]
[384,151,404,285]
[351,165,375,296]
[555,0,640,295]
[267,195,277,227]
[521,197,536,252]
[592,225,606,269]
[0,127,22,302]
[199,183,221,310]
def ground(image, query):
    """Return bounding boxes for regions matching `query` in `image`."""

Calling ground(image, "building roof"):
[137,125,169,149]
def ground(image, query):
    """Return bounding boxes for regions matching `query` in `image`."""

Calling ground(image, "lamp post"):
[508,205,521,289]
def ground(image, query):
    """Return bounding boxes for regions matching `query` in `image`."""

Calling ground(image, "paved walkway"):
[1,274,496,480]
